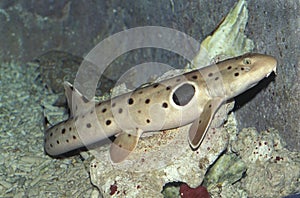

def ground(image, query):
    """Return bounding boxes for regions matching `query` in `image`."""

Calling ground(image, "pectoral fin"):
[109,128,143,163]
[188,98,223,149]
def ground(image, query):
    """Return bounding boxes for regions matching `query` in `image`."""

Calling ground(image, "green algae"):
[203,153,246,188]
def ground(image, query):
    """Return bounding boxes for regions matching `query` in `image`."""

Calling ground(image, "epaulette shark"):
[44,53,277,163]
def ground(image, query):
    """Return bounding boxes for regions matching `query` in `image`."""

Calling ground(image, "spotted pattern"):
[162,102,168,108]
[128,98,134,105]
[106,120,111,125]
[61,128,66,134]
[45,69,200,154]
[45,53,270,157]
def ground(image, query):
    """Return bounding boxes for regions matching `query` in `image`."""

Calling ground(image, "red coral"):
[180,183,210,198]
[110,183,118,195]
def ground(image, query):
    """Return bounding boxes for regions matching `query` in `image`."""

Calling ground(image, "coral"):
[179,183,210,198]
[89,115,230,197]
[231,128,300,197]
[202,153,246,187]
[204,127,300,198]
[191,0,253,68]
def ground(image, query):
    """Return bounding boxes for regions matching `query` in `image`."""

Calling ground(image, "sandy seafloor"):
[0,62,98,197]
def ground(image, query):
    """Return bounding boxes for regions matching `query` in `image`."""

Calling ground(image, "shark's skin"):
[44,53,277,163]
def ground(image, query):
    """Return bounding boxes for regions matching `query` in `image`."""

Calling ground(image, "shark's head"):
[218,53,277,98]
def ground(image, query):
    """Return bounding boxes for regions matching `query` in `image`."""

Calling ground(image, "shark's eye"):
[172,83,195,106]
[243,58,252,65]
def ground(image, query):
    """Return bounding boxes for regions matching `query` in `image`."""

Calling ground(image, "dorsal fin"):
[63,81,94,117]
[188,98,223,149]
[109,128,143,163]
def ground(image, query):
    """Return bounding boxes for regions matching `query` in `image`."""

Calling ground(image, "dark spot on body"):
[66,139,69,143]
[138,91,143,94]
[234,72,239,77]
[128,134,131,137]
[176,78,181,82]
[102,108,107,113]
[118,108,123,113]
[145,99,150,104]
[192,75,198,80]
[146,119,150,123]
[73,135,77,140]
[166,86,171,90]
[106,120,111,125]
[90,110,94,114]
[50,132,53,137]
[209,104,212,108]
[227,66,232,70]
[81,115,85,119]
[61,128,66,134]
[241,67,244,70]
[56,140,60,144]
[153,83,159,88]
[208,73,213,77]
[86,123,92,128]
[112,103,116,107]
[128,98,134,105]
[215,77,219,81]
[50,144,53,147]
[162,102,168,108]
[138,110,141,113]
[69,127,72,131]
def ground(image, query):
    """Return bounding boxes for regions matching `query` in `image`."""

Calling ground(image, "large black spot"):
[128,98,134,105]
[61,128,66,134]
[172,83,195,106]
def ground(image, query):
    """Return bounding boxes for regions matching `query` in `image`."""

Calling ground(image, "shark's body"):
[44,53,277,163]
